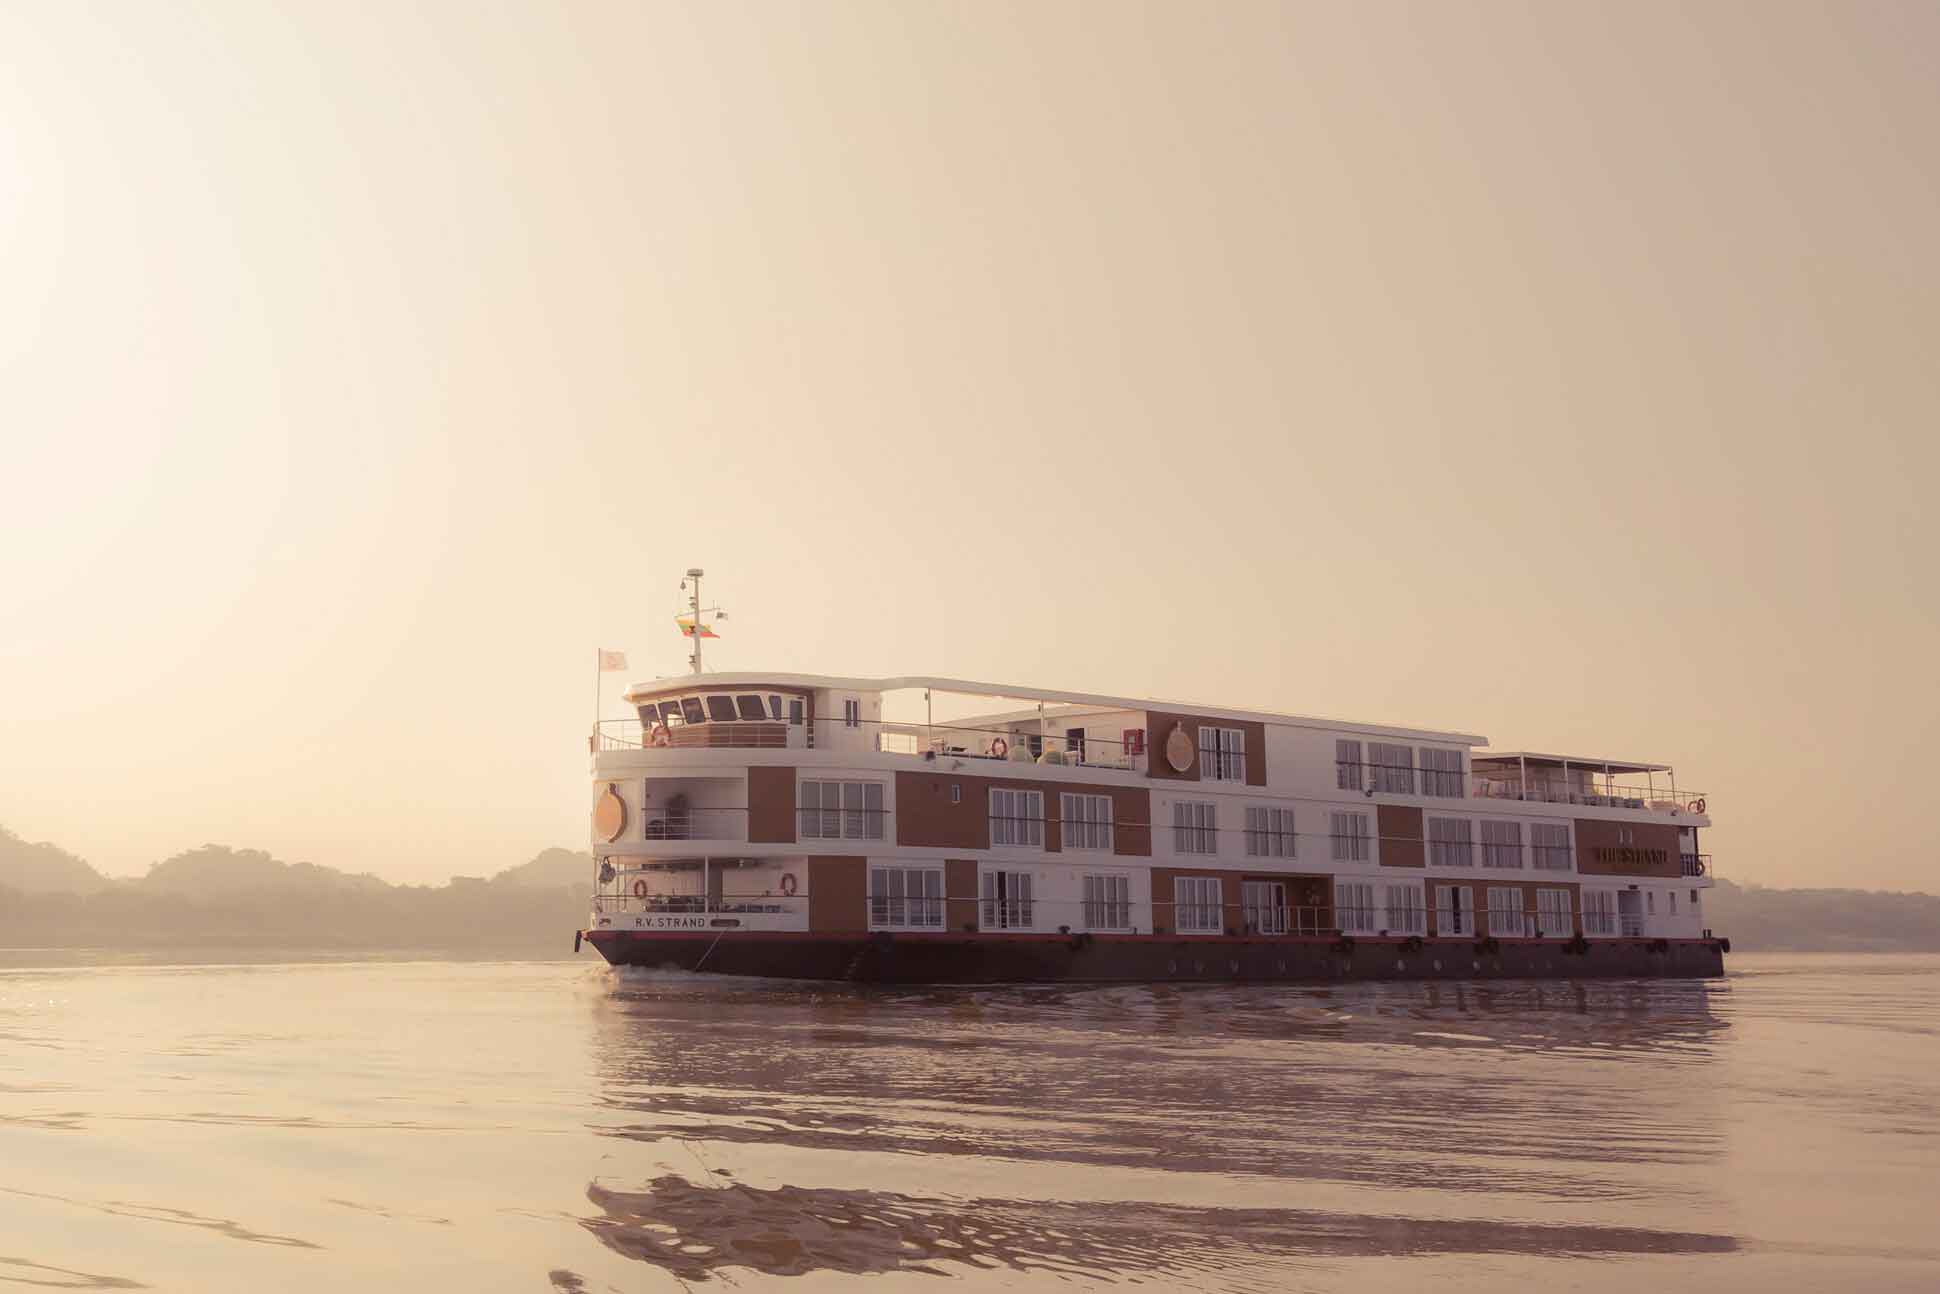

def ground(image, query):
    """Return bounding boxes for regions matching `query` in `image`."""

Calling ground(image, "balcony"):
[595,715,1147,774]
[592,859,808,932]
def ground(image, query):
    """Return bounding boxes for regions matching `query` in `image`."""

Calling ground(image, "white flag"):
[598,650,628,672]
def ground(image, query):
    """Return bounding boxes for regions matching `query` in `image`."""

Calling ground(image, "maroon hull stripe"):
[583,930,1727,985]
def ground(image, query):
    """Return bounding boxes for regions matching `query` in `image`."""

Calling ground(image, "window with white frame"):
[1534,887,1573,937]
[1419,748,1465,798]
[1480,819,1524,869]
[1369,742,1416,794]
[799,780,885,840]
[1173,876,1223,932]
[1198,726,1247,781]
[1082,873,1131,931]
[1173,800,1217,855]
[1244,806,1296,858]
[1060,793,1114,852]
[1335,739,1364,790]
[1531,822,1573,871]
[1435,884,1474,936]
[980,869,1034,929]
[1242,880,1287,934]
[869,865,944,929]
[1329,810,1370,862]
[1582,889,1618,936]
[1487,886,1530,937]
[1426,816,1474,868]
[1668,891,1678,916]
[1383,881,1427,935]
[1336,880,1376,934]
[989,788,1044,848]
[843,698,861,727]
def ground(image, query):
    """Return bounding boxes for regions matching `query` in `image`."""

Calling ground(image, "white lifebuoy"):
[990,737,1009,759]
[780,873,798,896]
[631,878,649,899]
[649,723,672,748]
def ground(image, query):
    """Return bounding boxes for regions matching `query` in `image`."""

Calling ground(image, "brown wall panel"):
[945,858,978,933]
[1573,819,1683,878]
[895,771,1153,857]
[808,856,867,932]
[1377,804,1425,868]
[1142,710,1268,786]
[747,766,796,843]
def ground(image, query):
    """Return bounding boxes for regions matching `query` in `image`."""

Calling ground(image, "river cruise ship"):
[580,669,1726,984]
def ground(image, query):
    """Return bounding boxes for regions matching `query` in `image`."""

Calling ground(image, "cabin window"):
[1198,726,1247,781]
[1487,886,1528,937]
[990,789,1044,848]
[1174,876,1222,932]
[1531,823,1573,871]
[1083,873,1132,931]
[1172,801,1217,855]
[735,695,766,721]
[1060,794,1114,852]
[1336,880,1376,934]
[705,695,738,722]
[680,697,706,725]
[980,870,1035,930]
[1435,884,1473,936]
[658,701,686,727]
[1335,739,1365,790]
[788,698,804,725]
[1535,887,1573,936]
[1480,819,1524,869]
[1369,743,1416,794]
[1383,882,1426,935]
[869,866,943,930]
[1243,880,1287,934]
[843,698,861,728]
[1427,817,1473,867]
[799,780,884,840]
[1419,748,1465,798]
[1244,806,1296,858]
[1329,811,1370,862]
[768,695,784,720]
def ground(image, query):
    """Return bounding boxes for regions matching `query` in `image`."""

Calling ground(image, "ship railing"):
[594,714,1149,773]
[1681,852,1710,877]
[1469,776,1708,816]
[639,807,751,842]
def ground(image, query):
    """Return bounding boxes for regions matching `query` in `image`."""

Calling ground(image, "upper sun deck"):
[593,672,1707,819]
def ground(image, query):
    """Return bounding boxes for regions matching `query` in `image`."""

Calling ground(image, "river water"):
[1,952,1934,1291]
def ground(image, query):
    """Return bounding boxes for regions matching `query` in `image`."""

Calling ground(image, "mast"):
[686,567,704,674]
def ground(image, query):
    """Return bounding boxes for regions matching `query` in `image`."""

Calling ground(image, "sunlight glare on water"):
[1,954,1936,1291]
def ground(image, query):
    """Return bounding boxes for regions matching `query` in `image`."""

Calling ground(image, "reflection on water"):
[1,955,1936,1291]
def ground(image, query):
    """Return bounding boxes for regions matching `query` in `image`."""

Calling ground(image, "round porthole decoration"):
[594,783,627,843]
[1164,724,1195,774]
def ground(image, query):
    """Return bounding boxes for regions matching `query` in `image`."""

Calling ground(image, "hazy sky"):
[3,2,1934,888]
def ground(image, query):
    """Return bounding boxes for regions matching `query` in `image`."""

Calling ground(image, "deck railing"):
[594,714,1148,772]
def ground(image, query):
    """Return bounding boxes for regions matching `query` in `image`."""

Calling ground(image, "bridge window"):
[680,697,706,725]
[735,695,767,721]
[705,695,738,722]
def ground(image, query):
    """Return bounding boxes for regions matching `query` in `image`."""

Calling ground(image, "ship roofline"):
[620,671,1488,747]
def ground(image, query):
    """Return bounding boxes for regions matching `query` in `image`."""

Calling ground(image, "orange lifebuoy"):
[631,878,649,899]
[649,723,672,748]
[990,737,1009,759]
[780,873,798,896]
[1688,798,1706,814]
